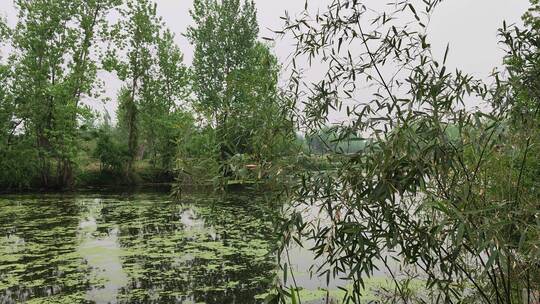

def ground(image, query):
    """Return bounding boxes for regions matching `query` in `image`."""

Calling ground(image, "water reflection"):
[0,196,85,303]
[0,192,278,303]
[78,199,129,303]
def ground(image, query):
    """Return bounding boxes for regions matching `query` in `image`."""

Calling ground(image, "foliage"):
[186,0,258,176]
[175,126,221,187]
[0,18,38,190]
[93,125,130,174]
[139,30,191,171]
[1,0,294,191]
[304,127,367,155]
[3,0,120,189]
[0,140,40,191]
[186,0,295,181]
[220,42,297,163]
[104,0,191,179]
[103,0,161,177]
[0,16,8,40]
[272,1,540,303]
[0,0,195,190]
[187,0,258,123]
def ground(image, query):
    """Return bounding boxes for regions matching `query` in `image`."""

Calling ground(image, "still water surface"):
[0,191,280,303]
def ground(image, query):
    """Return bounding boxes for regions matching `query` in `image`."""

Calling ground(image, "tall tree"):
[104,0,161,178]
[105,0,190,177]
[226,42,294,162]
[0,17,46,190]
[139,29,191,171]
[187,0,259,172]
[0,17,11,143]
[10,0,119,188]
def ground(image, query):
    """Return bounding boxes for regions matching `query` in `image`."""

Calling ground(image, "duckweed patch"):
[0,192,279,303]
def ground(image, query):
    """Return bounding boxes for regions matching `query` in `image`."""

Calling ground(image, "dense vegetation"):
[0,0,296,191]
[0,0,539,303]
[271,1,540,303]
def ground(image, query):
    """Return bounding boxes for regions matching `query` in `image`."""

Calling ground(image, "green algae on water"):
[0,192,278,303]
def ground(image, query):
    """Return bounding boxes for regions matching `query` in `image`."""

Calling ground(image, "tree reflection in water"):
[0,191,279,303]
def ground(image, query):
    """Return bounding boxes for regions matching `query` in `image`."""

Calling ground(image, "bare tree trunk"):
[217,112,232,178]
[58,159,74,190]
[125,90,138,182]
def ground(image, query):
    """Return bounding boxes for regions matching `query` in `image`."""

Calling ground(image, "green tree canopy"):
[187,0,258,123]
[7,0,119,188]
[104,0,191,176]
[186,0,295,182]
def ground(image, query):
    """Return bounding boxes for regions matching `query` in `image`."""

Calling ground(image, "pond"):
[0,190,284,304]
[0,190,401,304]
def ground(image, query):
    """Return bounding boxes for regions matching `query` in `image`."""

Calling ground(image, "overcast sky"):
[0,0,530,121]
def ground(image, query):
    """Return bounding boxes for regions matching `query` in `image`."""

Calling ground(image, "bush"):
[0,141,40,191]
[93,128,130,174]
[175,127,220,187]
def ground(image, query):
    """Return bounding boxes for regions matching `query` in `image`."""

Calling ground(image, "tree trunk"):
[217,112,232,178]
[125,94,138,182]
[37,132,50,189]
[58,159,74,190]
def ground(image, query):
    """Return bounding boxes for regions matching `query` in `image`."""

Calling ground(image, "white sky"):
[0,0,530,122]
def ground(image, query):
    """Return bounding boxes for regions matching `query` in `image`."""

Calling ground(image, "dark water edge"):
[0,190,281,304]
[0,182,174,196]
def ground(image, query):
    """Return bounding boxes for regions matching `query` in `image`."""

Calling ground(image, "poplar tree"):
[104,0,161,178]
[105,0,190,177]
[0,17,11,143]
[10,0,119,188]
[139,29,191,171]
[187,0,294,179]
[188,0,258,121]
[187,0,259,173]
